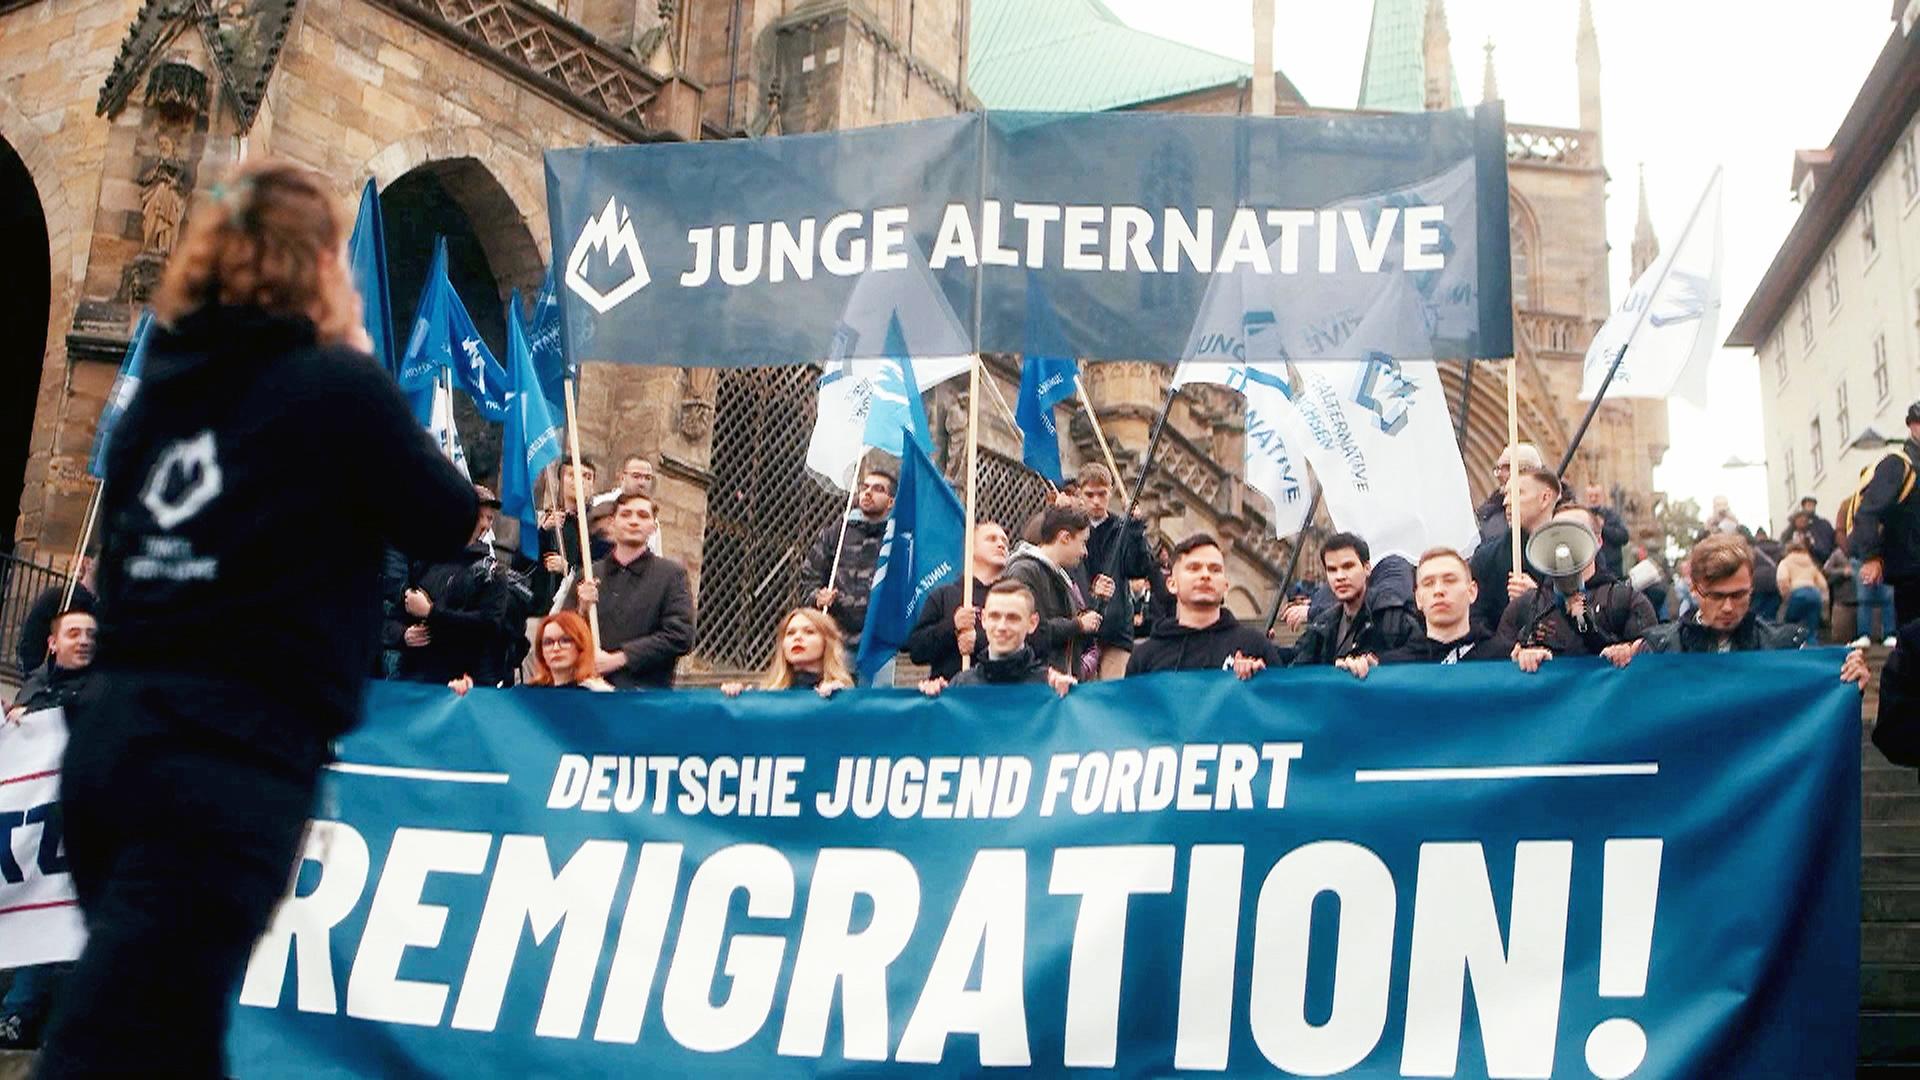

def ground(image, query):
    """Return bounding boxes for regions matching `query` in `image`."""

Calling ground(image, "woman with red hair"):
[527,611,614,690]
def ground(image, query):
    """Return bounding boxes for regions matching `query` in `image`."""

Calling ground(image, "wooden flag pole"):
[960,358,983,671]
[1507,357,1522,577]
[62,479,104,610]
[822,449,867,611]
[1075,376,1132,514]
[562,377,601,655]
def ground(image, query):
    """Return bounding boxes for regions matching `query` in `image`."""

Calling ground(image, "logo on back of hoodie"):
[139,430,223,530]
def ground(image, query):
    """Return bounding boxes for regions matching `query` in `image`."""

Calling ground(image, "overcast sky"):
[1103,0,1894,530]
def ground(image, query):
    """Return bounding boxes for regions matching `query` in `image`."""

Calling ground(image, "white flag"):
[428,377,471,480]
[1580,168,1723,407]
[1171,360,1315,538]
[807,354,971,490]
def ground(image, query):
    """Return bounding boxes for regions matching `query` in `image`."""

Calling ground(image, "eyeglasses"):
[540,637,576,648]
[1698,587,1752,605]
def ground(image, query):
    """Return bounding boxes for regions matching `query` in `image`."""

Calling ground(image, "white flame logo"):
[565,196,651,314]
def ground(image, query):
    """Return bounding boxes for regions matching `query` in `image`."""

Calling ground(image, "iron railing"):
[0,552,66,681]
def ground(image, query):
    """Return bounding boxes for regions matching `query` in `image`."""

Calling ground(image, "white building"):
[1730,17,1920,531]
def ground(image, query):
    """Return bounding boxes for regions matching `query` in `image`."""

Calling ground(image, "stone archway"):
[375,154,546,487]
[0,136,49,552]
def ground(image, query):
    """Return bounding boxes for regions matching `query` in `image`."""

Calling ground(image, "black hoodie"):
[1126,609,1287,675]
[1377,621,1500,664]
[92,306,476,740]
[949,646,1054,686]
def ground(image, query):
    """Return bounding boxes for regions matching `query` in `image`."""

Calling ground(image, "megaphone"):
[1526,519,1598,592]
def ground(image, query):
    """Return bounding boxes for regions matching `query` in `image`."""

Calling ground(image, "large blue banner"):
[544,107,1513,368]
[231,652,1858,1078]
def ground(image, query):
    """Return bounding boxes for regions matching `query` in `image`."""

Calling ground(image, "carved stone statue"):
[138,135,188,256]
[677,367,717,440]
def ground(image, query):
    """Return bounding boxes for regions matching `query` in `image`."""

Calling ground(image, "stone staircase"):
[1864,689,1920,1074]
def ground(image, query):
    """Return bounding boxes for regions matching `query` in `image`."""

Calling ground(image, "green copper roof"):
[1356,0,1462,112]
[968,0,1257,112]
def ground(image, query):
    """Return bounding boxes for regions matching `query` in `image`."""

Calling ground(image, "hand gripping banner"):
[543,107,1514,368]
[230,651,1858,1078]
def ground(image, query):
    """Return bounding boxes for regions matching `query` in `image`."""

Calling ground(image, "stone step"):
[1864,1011,1920,1061]
[1868,793,1920,822]
[1867,856,1920,885]
[0,1051,29,1080]
[1867,824,1920,854]
[1869,888,1920,922]
[1870,769,1917,794]
[1865,964,1920,1009]
[1865,923,1920,964]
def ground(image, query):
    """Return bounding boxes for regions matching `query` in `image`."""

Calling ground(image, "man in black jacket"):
[1873,619,1920,768]
[1490,508,1658,672]
[14,558,94,676]
[1852,402,1920,624]
[392,485,515,687]
[907,521,1008,681]
[5,610,96,722]
[568,493,695,689]
[805,468,894,652]
[1583,483,1633,580]
[1002,503,1099,676]
[1127,533,1286,677]
[1077,464,1154,677]
[919,581,1075,695]
[1342,548,1500,676]
[1290,532,1421,667]
[1470,464,1561,631]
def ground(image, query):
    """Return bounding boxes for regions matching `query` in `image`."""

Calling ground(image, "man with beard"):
[805,468,895,655]
[1128,534,1287,678]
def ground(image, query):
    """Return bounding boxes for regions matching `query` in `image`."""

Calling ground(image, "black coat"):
[906,576,991,681]
[949,646,1054,687]
[805,514,889,644]
[1126,610,1286,675]
[91,305,476,743]
[1289,591,1421,666]
[1001,549,1087,675]
[1874,619,1920,767]
[392,543,514,687]
[564,548,695,689]
[1592,505,1631,580]
[1486,575,1659,658]
[1469,528,1530,631]
[1086,514,1153,649]
[1377,622,1501,664]
[13,660,94,716]
[1850,441,1920,580]
[15,582,94,675]
[1639,611,1805,654]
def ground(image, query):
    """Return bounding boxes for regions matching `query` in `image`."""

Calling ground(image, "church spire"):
[1423,0,1453,112]
[1631,165,1660,279]
[1577,0,1602,137]
[1481,37,1499,103]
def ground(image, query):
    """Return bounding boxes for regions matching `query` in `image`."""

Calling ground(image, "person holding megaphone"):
[1488,505,1660,673]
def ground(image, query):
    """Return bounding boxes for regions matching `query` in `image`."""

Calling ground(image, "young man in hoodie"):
[1002,503,1100,676]
[919,581,1075,696]
[1339,547,1501,677]
[1289,532,1421,666]
[1126,534,1285,678]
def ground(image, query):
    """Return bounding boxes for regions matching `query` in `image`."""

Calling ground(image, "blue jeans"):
[1857,559,1896,639]
[1783,586,1824,641]
[1752,589,1781,623]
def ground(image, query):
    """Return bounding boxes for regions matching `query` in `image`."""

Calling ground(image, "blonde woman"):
[722,607,854,698]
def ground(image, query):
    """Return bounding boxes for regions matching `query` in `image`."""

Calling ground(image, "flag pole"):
[562,377,601,655]
[62,479,104,610]
[822,449,866,611]
[1507,357,1522,576]
[979,362,1058,494]
[1075,375,1132,514]
[961,357,983,671]
[1126,382,1181,510]
[1263,484,1324,635]
[1554,344,1628,477]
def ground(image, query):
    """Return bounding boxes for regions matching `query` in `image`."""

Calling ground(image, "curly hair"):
[151,158,364,347]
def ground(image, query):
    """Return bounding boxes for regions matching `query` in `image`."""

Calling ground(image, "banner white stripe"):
[1354,763,1659,783]
[325,762,511,785]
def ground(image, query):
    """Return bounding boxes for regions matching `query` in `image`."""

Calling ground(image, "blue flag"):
[1015,276,1079,483]
[400,237,512,423]
[861,313,935,458]
[501,292,565,558]
[347,179,395,376]
[87,310,152,480]
[855,438,964,680]
[528,262,571,412]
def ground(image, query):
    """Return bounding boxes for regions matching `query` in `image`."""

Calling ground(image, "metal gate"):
[696,368,1062,671]
[695,366,839,670]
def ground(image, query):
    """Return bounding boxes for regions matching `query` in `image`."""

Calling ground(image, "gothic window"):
[1509,228,1533,309]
